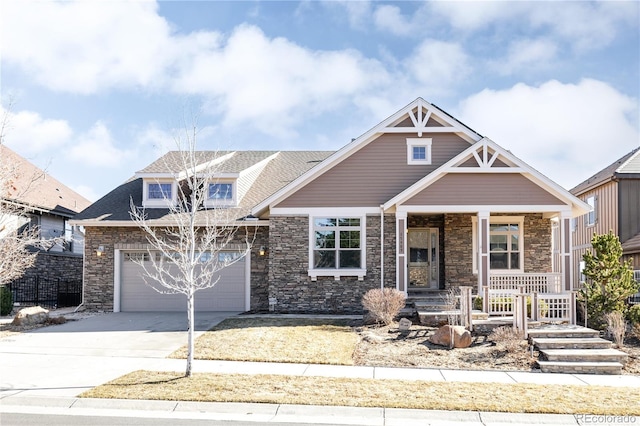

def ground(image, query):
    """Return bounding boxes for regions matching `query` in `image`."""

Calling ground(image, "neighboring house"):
[570,147,640,286]
[0,145,91,282]
[72,98,590,313]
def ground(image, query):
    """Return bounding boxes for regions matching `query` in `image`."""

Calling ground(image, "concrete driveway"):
[0,312,238,398]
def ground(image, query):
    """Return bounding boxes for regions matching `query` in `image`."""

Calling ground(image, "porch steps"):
[530,326,627,375]
[406,290,489,325]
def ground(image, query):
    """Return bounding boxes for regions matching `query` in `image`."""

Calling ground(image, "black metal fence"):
[6,277,82,309]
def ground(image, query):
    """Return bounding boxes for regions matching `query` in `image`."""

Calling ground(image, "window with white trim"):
[489,223,521,270]
[143,179,177,207]
[309,217,365,279]
[472,216,524,273]
[407,138,432,165]
[205,181,236,207]
[586,196,597,226]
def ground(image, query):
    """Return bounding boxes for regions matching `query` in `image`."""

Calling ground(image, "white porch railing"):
[489,273,562,293]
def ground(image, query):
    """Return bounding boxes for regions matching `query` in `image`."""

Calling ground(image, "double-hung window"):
[310,217,365,279]
[472,216,523,273]
[489,223,521,270]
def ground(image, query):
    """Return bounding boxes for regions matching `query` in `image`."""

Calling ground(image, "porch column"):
[477,211,490,294]
[396,212,407,293]
[559,211,573,291]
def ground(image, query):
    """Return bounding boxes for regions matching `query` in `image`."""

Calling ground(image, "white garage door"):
[120,252,246,312]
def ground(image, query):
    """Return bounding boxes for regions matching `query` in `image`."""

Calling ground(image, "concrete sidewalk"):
[0,395,604,425]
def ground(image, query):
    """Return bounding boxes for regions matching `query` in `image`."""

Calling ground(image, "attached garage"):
[118,251,247,312]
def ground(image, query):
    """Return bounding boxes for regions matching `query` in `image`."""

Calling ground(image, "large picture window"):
[313,217,362,270]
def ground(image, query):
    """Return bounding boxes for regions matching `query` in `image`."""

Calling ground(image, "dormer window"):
[209,183,233,200]
[205,181,236,207]
[407,138,432,165]
[148,183,172,200]
[142,179,177,208]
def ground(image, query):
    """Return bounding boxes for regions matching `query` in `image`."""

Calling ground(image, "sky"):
[1,0,639,203]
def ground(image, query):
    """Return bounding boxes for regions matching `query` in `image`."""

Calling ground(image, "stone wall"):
[83,225,270,312]
[21,251,83,282]
[267,214,396,314]
[444,214,475,288]
[443,213,553,290]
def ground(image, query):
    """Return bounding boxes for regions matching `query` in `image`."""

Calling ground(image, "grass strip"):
[81,370,640,416]
[169,317,358,365]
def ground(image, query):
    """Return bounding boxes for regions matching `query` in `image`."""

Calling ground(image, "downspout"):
[380,205,384,290]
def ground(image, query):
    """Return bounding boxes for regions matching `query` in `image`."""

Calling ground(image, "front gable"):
[385,138,590,216]
[254,98,483,215]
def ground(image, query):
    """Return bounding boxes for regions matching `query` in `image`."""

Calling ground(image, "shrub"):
[362,288,406,326]
[604,311,626,348]
[489,326,524,353]
[473,296,483,311]
[0,286,13,316]
[627,304,640,326]
[579,232,639,329]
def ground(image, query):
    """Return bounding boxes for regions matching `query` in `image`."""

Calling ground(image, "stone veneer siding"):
[21,251,83,282]
[267,214,396,314]
[83,226,269,312]
[444,213,552,290]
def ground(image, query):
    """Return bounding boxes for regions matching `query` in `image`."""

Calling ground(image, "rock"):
[12,306,49,326]
[398,318,412,331]
[430,325,472,348]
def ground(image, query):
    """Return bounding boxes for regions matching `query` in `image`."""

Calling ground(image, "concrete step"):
[527,327,600,340]
[532,337,612,350]
[537,360,623,375]
[540,348,628,364]
[417,310,487,326]
[414,300,453,311]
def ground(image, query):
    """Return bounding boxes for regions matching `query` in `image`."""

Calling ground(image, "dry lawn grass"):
[81,370,640,415]
[170,317,358,365]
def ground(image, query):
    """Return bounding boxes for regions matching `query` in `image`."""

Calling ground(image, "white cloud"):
[68,122,134,167]
[405,40,470,95]
[0,108,73,155]
[457,79,640,189]
[72,184,100,203]
[490,39,558,76]
[1,0,219,94]
[373,5,413,36]
[174,25,390,137]
[429,1,636,52]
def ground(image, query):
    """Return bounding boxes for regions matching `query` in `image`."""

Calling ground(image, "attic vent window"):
[407,138,432,165]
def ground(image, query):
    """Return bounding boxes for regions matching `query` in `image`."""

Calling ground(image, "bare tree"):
[0,99,55,287]
[129,123,255,377]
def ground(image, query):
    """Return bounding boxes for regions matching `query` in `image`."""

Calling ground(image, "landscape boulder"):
[398,318,412,331]
[429,325,472,348]
[12,306,49,326]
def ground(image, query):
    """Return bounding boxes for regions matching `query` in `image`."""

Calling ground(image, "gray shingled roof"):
[74,150,333,223]
[570,147,640,196]
[621,231,640,254]
[1,145,91,216]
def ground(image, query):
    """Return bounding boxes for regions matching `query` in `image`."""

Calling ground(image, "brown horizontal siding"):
[572,181,618,251]
[619,179,640,242]
[404,173,565,206]
[276,133,471,208]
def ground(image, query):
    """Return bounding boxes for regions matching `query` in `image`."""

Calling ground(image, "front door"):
[408,228,439,289]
